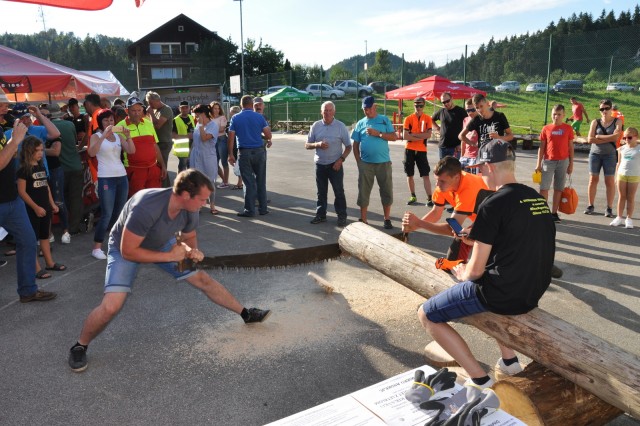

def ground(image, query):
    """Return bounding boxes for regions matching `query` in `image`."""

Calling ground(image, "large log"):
[338,222,640,419]
[493,362,622,426]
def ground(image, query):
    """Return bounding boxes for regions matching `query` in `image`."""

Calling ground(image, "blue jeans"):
[439,146,458,159]
[315,162,347,219]
[0,198,37,296]
[216,135,229,169]
[238,147,267,215]
[49,166,68,230]
[177,157,190,172]
[94,176,129,243]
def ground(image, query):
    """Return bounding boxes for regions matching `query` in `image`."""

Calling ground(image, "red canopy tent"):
[385,75,486,101]
[5,0,145,11]
[0,44,121,101]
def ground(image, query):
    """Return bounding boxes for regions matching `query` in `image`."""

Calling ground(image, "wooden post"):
[338,222,640,419]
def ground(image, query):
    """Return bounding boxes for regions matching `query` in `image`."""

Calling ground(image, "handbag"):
[558,175,578,215]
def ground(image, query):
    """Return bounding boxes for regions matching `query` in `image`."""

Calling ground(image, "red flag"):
[136,0,145,6]
[5,0,148,10]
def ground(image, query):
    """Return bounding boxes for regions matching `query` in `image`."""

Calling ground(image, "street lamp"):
[364,40,368,84]
[234,0,245,94]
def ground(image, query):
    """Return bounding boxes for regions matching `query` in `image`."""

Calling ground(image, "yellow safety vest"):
[173,115,195,158]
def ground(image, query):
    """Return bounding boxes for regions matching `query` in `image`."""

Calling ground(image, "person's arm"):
[79,114,91,149]
[227,130,236,165]
[352,140,361,163]
[87,133,103,157]
[453,240,492,281]
[121,128,136,154]
[147,107,169,130]
[587,120,598,144]
[535,136,546,172]
[45,139,61,157]
[431,111,441,133]
[155,144,167,180]
[120,227,186,263]
[614,148,622,178]
[459,122,472,146]
[47,184,59,214]
[263,126,272,148]
[0,122,27,170]
[30,106,60,139]
[501,127,514,142]
[567,136,575,175]
[583,107,589,123]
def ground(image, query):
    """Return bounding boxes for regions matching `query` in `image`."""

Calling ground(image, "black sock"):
[72,342,88,351]
[411,193,416,197]
[240,308,249,321]
[471,375,491,386]
[502,356,519,366]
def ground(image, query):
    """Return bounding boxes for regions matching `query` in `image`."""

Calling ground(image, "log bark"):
[493,362,623,426]
[338,222,640,419]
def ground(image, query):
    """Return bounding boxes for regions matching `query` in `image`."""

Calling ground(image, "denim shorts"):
[422,280,487,323]
[588,152,617,176]
[104,238,198,293]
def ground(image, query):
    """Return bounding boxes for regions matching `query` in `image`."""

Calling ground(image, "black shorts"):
[27,209,52,240]
[403,149,430,177]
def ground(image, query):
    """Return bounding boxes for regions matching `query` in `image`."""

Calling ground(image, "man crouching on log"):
[403,139,555,390]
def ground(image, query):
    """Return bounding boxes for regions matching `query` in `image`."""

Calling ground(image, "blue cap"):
[362,96,375,109]
[11,102,31,118]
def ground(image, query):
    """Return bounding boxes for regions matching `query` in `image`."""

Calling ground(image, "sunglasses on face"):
[442,99,452,104]
[414,104,424,108]
[466,108,476,113]
[622,136,636,140]
[599,107,611,112]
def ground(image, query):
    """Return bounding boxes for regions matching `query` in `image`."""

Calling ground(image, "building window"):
[151,67,183,80]
[185,43,199,54]
[149,43,181,55]
[178,25,184,32]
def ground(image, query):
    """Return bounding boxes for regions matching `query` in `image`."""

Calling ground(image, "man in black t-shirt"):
[461,94,514,149]
[417,139,555,392]
[64,98,85,144]
[431,92,467,159]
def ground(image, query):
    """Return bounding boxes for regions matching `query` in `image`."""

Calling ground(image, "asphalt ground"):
[0,133,638,425]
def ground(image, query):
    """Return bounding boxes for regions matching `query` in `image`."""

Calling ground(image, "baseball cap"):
[179,100,189,107]
[126,96,145,108]
[48,103,65,119]
[473,139,516,166]
[253,96,264,104]
[11,102,31,119]
[362,96,375,109]
[414,97,425,105]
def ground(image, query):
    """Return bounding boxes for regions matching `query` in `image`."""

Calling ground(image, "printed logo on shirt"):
[33,179,48,188]
[551,129,564,136]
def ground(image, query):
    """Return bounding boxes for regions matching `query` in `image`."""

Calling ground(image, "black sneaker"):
[310,216,327,224]
[244,308,271,324]
[383,219,393,229]
[337,217,347,227]
[68,345,88,372]
[0,260,6,268]
[584,205,594,215]
[19,290,57,303]
[426,198,434,207]
[551,213,561,223]
[605,207,614,218]
[446,207,454,213]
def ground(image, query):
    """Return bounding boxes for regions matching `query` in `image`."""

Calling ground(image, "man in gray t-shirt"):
[68,169,270,373]
[305,101,352,227]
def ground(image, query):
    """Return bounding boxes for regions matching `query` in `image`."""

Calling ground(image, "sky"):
[1,0,638,69]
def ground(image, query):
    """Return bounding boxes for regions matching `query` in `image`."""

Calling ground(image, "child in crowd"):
[459,98,479,174]
[610,127,640,229]
[17,136,67,279]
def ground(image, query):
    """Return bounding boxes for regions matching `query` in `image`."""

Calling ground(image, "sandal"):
[35,270,52,279]
[231,184,243,190]
[210,209,220,215]
[4,249,16,256]
[45,262,67,271]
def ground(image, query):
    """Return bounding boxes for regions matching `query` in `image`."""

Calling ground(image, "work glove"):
[441,389,500,426]
[405,368,457,404]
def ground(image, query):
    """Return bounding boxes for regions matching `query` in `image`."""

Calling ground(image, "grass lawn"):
[266,91,640,133]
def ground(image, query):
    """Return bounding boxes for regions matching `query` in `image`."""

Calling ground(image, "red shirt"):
[571,102,585,121]
[539,123,574,160]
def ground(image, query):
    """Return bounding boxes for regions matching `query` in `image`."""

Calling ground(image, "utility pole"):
[234,0,245,94]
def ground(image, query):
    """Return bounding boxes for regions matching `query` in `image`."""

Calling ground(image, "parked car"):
[553,80,583,93]
[265,85,295,94]
[368,81,399,93]
[469,81,495,92]
[304,83,345,99]
[451,80,470,86]
[334,80,374,97]
[606,82,635,92]
[496,81,520,92]
[525,83,553,93]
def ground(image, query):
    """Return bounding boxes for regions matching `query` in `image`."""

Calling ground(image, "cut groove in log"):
[338,222,640,419]
[494,362,623,426]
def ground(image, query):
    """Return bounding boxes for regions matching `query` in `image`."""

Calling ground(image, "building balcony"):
[137,54,194,65]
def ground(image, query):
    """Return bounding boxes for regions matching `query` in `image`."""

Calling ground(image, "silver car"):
[304,84,345,99]
[606,82,634,92]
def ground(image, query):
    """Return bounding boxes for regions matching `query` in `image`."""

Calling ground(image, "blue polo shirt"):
[229,108,269,149]
[351,114,394,163]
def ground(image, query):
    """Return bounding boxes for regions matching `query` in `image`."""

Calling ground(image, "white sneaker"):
[91,249,107,260]
[609,216,624,227]
[495,358,523,376]
[625,218,634,229]
[61,232,71,244]
[463,377,495,401]
[49,234,55,243]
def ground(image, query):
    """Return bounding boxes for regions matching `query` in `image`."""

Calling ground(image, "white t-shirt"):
[619,144,640,177]
[95,131,126,178]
